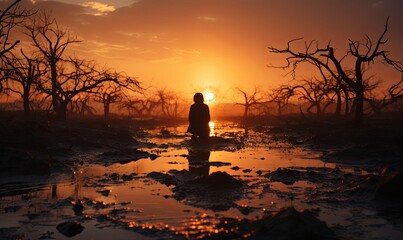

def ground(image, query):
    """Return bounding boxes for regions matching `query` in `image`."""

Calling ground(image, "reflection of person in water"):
[187,93,210,141]
[188,148,210,176]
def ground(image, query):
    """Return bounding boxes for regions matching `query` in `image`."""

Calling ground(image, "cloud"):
[371,1,384,8]
[80,1,115,16]
[197,16,217,22]
[73,40,136,59]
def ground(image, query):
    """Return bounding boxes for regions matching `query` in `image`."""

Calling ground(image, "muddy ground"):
[0,115,403,239]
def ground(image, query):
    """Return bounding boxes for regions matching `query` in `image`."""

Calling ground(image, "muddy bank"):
[1,118,403,239]
[262,117,403,169]
[0,119,152,175]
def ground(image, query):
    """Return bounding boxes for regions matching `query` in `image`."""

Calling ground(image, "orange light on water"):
[209,121,216,137]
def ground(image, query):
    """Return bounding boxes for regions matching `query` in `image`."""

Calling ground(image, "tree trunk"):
[50,61,59,115]
[23,93,30,118]
[343,89,349,118]
[243,105,249,119]
[55,101,68,120]
[277,102,282,116]
[355,90,364,126]
[335,90,341,116]
[104,100,110,120]
[316,104,322,115]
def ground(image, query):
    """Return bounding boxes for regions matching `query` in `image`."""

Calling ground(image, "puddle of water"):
[1,121,402,239]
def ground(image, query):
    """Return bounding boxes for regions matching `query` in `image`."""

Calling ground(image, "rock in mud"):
[213,207,334,240]
[375,168,403,200]
[96,189,112,197]
[56,221,84,237]
[209,161,231,167]
[265,168,304,185]
[174,171,244,211]
[72,202,84,215]
[97,148,149,165]
[191,171,242,189]
[146,170,244,211]
[147,172,177,186]
[253,207,334,240]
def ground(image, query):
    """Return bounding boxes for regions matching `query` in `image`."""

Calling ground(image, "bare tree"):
[24,13,140,120]
[24,11,80,119]
[268,18,403,125]
[235,86,264,119]
[155,89,182,117]
[118,97,144,117]
[267,87,293,116]
[2,49,43,117]
[282,78,334,115]
[365,77,403,115]
[35,56,138,120]
[0,0,33,92]
[71,93,95,117]
[95,81,123,120]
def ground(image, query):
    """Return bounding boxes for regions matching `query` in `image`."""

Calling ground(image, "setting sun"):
[203,90,215,104]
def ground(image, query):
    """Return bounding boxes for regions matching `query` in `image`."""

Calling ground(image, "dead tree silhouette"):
[268,17,403,125]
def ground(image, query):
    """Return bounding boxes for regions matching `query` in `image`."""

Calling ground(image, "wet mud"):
[1,119,403,239]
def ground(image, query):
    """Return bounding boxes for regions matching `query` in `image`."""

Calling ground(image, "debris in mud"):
[96,189,112,197]
[122,173,137,181]
[175,171,244,211]
[369,166,403,219]
[185,136,245,151]
[375,167,403,200]
[237,204,258,215]
[209,161,232,167]
[4,205,21,213]
[149,153,159,160]
[97,148,149,165]
[265,168,305,185]
[191,171,242,189]
[38,231,55,239]
[167,161,180,164]
[146,170,244,211]
[210,207,335,240]
[265,167,343,186]
[72,201,84,215]
[0,227,23,240]
[147,172,177,186]
[56,221,84,237]
[84,199,115,210]
[126,221,186,240]
[109,208,133,215]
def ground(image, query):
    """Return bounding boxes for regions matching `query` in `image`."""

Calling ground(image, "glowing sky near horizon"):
[2,0,403,99]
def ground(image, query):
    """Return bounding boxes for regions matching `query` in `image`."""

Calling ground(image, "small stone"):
[56,221,84,237]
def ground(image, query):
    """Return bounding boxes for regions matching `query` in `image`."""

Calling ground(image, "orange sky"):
[3,0,403,100]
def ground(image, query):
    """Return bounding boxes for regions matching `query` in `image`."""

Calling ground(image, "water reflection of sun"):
[209,121,215,137]
[203,90,215,104]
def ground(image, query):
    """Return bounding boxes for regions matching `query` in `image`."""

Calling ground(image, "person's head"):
[193,92,204,103]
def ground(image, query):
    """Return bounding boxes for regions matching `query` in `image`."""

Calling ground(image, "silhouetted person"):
[187,93,210,141]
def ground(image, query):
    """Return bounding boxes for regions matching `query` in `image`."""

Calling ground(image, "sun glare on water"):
[209,121,216,136]
[203,90,215,104]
